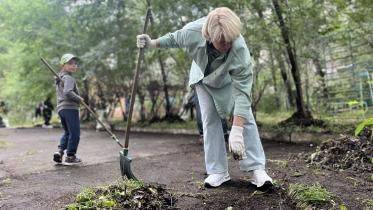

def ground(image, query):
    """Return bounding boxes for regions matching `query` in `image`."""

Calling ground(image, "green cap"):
[60,53,78,65]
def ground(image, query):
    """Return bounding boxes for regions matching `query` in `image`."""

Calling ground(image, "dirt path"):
[0,128,371,209]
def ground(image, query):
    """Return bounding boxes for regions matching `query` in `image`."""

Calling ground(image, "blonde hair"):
[202,7,242,43]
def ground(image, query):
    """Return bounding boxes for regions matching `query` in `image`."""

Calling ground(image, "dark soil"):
[0,128,372,209]
[307,127,372,173]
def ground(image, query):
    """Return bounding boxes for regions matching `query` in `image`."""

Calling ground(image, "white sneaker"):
[248,169,273,189]
[204,171,230,188]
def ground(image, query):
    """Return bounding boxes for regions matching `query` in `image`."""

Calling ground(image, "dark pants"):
[58,109,80,156]
[194,93,228,136]
[43,109,52,125]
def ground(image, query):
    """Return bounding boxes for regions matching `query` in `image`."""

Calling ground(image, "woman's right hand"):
[136,34,157,48]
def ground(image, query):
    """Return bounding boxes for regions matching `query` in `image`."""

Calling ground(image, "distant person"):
[0,116,5,128]
[33,102,44,126]
[137,7,273,189]
[0,101,7,128]
[42,97,54,127]
[35,102,43,118]
[53,53,83,165]
[179,88,196,120]
[95,101,109,131]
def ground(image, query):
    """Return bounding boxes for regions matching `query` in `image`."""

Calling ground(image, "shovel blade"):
[119,150,137,180]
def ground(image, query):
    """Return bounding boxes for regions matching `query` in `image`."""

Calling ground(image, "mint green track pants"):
[196,84,266,174]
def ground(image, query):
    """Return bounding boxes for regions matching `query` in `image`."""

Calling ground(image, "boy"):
[53,53,83,165]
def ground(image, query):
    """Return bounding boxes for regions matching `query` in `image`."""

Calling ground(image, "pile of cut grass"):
[66,179,176,210]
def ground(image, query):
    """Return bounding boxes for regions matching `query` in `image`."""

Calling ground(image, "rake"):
[40,57,136,179]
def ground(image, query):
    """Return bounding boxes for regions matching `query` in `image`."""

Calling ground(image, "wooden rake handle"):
[124,2,153,149]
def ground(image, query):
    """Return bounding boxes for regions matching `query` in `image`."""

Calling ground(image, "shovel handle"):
[124,3,152,149]
[40,57,124,148]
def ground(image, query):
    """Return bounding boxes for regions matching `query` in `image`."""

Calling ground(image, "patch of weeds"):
[26,150,38,156]
[287,183,334,209]
[272,179,280,187]
[267,159,288,168]
[113,119,196,130]
[66,179,176,210]
[362,199,373,209]
[0,140,9,149]
[291,171,304,177]
[194,180,205,190]
[339,204,348,210]
[248,190,266,199]
[0,178,11,186]
[310,168,326,176]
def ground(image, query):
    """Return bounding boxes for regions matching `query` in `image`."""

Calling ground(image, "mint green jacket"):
[158,18,253,120]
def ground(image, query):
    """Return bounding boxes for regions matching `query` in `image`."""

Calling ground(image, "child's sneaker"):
[53,151,63,163]
[64,155,82,165]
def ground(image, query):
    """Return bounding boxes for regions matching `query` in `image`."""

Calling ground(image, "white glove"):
[136,34,157,48]
[228,125,245,160]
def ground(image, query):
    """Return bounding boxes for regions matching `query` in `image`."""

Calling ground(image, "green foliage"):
[67,179,144,209]
[75,188,96,203]
[288,183,334,208]
[362,199,373,209]
[0,140,10,149]
[113,119,196,130]
[355,118,373,136]
[0,0,371,125]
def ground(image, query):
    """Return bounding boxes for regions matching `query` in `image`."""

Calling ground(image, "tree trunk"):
[272,0,311,119]
[158,54,172,117]
[269,50,280,108]
[137,88,146,122]
[304,63,311,110]
[150,93,159,118]
[253,0,280,109]
[275,46,294,109]
[312,57,328,107]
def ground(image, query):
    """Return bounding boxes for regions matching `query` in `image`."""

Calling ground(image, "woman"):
[137,7,273,190]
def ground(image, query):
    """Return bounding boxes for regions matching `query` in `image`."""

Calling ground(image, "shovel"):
[40,57,132,176]
[120,1,153,180]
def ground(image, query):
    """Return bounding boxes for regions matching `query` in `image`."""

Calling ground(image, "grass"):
[0,140,9,149]
[256,111,363,135]
[113,119,197,130]
[267,159,289,168]
[4,114,60,128]
[67,179,144,210]
[4,108,369,137]
[112,111,360,135]
[0,178,12,186]
[288,183,334,208]
[362,199,373,209]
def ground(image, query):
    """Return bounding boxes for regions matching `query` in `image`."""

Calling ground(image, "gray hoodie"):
[56,71,80,113]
